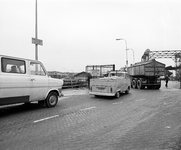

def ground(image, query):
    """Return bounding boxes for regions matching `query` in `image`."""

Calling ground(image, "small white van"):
[0,55,63,108]
[89,71,131,98]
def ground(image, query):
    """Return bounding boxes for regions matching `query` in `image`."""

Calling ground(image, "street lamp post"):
[116,38,128,68]
[127,48,135,64]
[35,0,38,60]
[32,0,43,60]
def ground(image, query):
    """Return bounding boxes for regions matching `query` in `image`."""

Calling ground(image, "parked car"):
[0,55,63,108]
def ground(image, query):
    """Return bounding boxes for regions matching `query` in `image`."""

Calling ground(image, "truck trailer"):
[127,59,165,89]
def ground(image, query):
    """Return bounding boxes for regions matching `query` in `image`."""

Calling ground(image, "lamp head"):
[116,38,124,41]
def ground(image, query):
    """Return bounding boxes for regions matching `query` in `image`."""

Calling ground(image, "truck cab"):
[0,55,63,107]
[89,71,131,98]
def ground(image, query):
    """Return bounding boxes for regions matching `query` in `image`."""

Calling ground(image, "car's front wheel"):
[45,92,58,108]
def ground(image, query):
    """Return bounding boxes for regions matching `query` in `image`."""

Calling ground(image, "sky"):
[0,0,181,72]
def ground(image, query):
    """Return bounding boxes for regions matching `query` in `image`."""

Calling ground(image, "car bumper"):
[89,91,115,96]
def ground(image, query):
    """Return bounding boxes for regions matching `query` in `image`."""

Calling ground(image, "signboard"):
[32,38,43,46]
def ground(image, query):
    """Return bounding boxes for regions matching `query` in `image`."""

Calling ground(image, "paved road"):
[0,81,181,150]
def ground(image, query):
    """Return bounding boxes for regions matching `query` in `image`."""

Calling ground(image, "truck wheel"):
[45,92,58,108]
[137,80,142,89]
[115,91,120,98]
[132,80,137,89]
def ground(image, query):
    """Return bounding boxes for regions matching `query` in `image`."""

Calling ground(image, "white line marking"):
[80,106,96,111]
[113,102,123,105]
[33,115,59,123]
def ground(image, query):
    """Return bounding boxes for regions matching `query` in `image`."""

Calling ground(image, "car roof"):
[0,55,41,63]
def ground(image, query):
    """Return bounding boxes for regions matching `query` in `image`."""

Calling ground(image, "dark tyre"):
[45,92,58,108]
[132,80,137,89]
[125,86,130,94]
[115,91,120,98]
[137,80,142,89]
[137,80,145,89]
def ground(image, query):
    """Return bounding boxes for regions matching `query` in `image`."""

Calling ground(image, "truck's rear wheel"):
[115,91,120,98]
[132,80,137,89]
[45,92,58,108]
[137,80,143,89]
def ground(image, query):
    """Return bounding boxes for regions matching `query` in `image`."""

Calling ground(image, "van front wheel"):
[45,92,58,108]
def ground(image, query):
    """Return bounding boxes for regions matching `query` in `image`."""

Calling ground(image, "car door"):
[117,72,126,91]
[29,61,49,101]
[0,57,30,105]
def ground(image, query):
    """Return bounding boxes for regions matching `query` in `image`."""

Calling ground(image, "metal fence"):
[62,79,88,89]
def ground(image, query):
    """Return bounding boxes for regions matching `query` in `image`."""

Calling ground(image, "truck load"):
[89,71,131,98]
[127,59,165,89]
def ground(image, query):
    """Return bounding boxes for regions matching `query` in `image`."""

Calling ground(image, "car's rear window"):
[1,57,26,74]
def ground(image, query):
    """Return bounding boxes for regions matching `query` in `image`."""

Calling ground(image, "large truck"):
[127,59,165,89]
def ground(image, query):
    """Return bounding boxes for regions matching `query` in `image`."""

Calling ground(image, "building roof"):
[74,71,91,77]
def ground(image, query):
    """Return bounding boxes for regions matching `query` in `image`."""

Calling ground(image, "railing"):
[62,79,88,89]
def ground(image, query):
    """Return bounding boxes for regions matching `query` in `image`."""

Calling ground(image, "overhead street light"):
[116,38,128,68]
[127,48,135,64]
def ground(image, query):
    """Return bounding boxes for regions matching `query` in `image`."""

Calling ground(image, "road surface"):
[0,81,181,150]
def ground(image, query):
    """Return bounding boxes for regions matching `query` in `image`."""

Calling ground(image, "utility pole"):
[35,0,38,60]
[180,64,181,89]
[116,38,128,68]
[127,48,135,64]
[32,0,43,60]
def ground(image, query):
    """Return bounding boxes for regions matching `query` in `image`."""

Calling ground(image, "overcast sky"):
[1,0,181,72]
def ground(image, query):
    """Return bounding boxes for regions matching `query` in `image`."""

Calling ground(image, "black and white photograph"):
[0,0,181,149]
